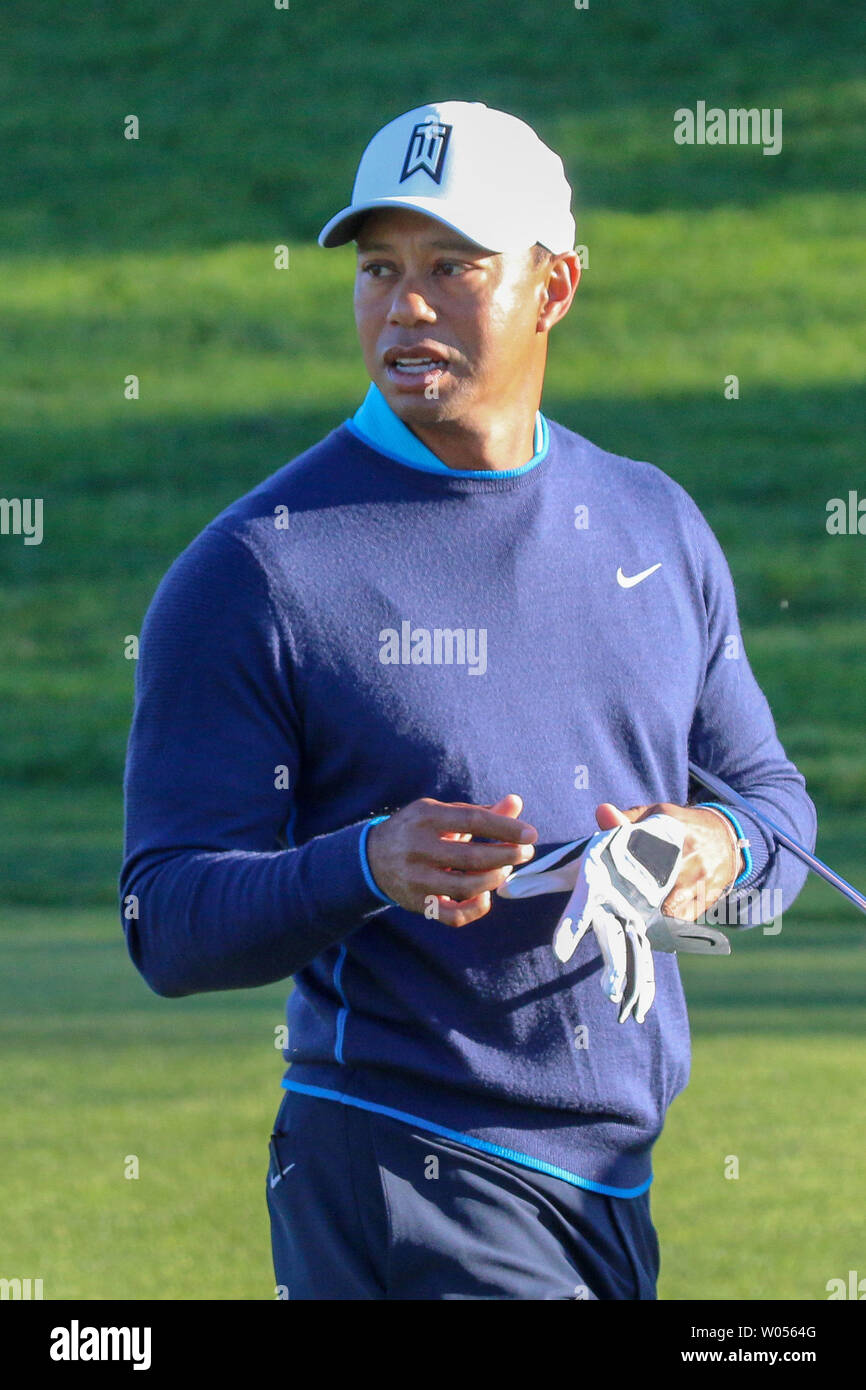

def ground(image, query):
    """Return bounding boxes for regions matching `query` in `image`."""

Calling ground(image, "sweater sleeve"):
[120,524,390,997]
[683,498,817,927]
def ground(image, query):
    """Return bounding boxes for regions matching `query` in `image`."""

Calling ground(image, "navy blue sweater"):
[121,408,816,1196]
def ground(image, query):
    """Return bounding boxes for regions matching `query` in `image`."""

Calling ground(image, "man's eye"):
[359,259,468,279]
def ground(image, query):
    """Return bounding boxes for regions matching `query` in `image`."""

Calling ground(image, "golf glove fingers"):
[554,885,658,1024]
[619,913,656,1024]
[550,816,686,1024]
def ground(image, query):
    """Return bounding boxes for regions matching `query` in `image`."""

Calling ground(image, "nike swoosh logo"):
[617,563,662,589]
[269,1163,295,1189]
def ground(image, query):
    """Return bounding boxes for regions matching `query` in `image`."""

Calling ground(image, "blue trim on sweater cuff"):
[359,815,400,906]
[696,802,752,886]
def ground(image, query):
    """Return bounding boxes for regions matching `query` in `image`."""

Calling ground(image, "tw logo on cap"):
[400,119,452,184]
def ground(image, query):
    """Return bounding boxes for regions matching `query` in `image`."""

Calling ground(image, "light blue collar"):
[346,383,549,479]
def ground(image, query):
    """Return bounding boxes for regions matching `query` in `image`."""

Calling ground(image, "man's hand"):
[498,810,734,1021]
[366,794,538,927]
[595,801,743,920]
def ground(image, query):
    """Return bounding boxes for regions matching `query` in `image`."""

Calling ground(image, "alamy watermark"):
[379,621,487,676]
[674,102,782,156]
[0,497,42,545]
[49,1321,151,1371]
[1,1276,43,1299]
[691,883,784,933]
[826,491,866,535]
[826,1270,866,1299]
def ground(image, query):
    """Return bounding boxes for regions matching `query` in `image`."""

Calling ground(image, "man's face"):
[353,207,548,428]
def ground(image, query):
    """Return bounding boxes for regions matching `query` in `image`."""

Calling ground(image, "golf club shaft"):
[689,760,866,917]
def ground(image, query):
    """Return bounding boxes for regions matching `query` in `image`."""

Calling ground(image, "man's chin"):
[377,373,461,426]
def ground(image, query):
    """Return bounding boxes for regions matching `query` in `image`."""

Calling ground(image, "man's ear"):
[537,252,580,332]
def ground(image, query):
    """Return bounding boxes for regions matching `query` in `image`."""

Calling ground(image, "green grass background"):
[1,0,864,1299]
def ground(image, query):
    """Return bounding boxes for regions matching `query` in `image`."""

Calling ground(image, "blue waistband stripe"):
[279,1079,652,1199]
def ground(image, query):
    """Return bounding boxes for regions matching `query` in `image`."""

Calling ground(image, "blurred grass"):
[3,2,864,254]
[0,908,287,1300]
[0,0,864,1301]
[0,902,863,1299]
[656,883,866,1301]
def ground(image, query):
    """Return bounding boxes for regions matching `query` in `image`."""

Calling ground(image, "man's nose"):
[387,283,436,325]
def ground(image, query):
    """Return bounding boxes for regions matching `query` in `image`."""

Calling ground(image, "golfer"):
[121,100,816,1299]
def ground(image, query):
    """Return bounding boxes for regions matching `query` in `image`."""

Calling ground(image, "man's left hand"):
[595,801,743,921]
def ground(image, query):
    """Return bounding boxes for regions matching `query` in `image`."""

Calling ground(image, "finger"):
[444,795,524,843]
[592,903,629,1004]
[424,802,538,845]
[595,803,649,831]
[618,927,639,1022]
[434,891,492,927]
[423,837,537,873]
[423,864,519,902]
[632,929,655,1024]
[553,906,592,961]
[485,794,524,818]
[551,868,596,962]
[619,925,655,1024]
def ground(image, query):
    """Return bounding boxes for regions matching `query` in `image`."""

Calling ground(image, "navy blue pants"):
[267,1088,660,1300]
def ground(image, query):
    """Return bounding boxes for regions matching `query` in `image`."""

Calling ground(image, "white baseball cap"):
[317,100,575,255]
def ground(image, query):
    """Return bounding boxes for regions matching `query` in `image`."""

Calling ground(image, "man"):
[121,100,816,1300]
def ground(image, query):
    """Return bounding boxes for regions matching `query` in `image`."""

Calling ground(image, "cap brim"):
[317,196,506,251]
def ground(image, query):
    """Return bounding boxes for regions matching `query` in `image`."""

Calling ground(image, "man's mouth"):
[382,345,453,389]
[390,358,443,375]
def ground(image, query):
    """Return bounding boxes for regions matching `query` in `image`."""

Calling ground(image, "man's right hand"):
[365,794,537,927]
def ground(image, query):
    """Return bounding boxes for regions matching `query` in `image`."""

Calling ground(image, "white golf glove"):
[498,814,731,1024]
